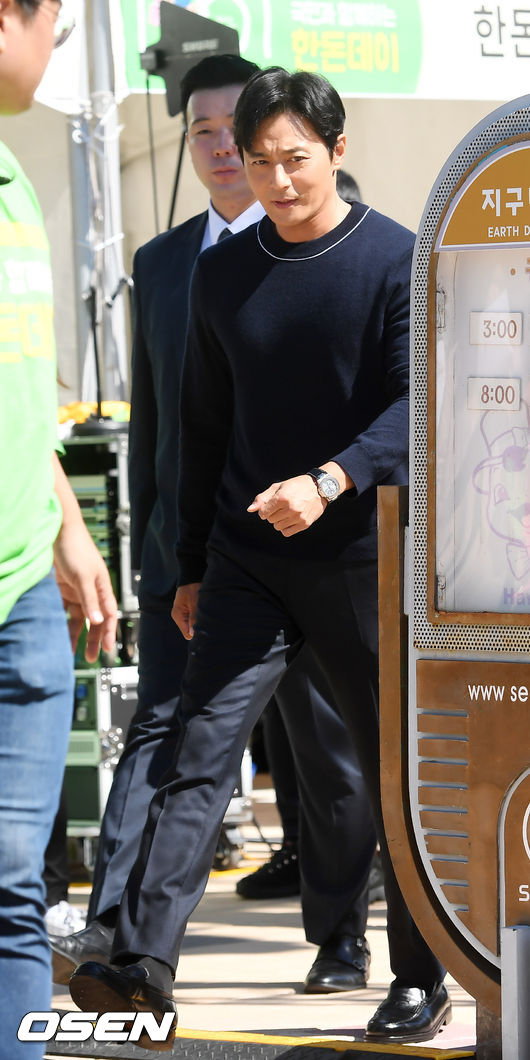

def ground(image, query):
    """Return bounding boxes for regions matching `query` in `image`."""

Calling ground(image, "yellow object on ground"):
[58,401,130,424]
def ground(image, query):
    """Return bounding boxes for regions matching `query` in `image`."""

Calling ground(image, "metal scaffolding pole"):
[83,0,129,402]
[67,109,93,398]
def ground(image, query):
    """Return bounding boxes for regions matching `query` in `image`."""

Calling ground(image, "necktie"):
[217,227,232,242]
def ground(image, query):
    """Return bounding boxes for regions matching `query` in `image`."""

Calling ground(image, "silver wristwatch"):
[307,467,340,503]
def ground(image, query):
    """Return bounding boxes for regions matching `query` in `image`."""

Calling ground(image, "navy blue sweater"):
[177,203,414,584]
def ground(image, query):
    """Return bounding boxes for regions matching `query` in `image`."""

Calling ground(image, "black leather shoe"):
[49,920,114,985]
[304,934,370,993]
[365,981,452,1043]
[69,961,178,1052]
[236,844,300,899]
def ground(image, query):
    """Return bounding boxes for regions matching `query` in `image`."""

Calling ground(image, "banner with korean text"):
[121,0,530,101]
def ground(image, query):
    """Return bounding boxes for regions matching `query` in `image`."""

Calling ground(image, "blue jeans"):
[0,573,73,1060]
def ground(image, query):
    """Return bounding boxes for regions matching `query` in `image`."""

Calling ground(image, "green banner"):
[122,0,422,97]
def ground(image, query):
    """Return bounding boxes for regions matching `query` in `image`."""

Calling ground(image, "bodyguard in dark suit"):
[86,211,207,922]
[50,54,375,997]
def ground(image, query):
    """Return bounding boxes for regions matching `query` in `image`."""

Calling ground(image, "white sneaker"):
[44,900,87,937]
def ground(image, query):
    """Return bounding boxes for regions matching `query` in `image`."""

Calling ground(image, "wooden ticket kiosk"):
[379,95,530,1060]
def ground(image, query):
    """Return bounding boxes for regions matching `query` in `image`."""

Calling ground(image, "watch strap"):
[307,467,327,485]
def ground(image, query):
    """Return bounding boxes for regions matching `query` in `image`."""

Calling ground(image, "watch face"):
[319,475,340,500]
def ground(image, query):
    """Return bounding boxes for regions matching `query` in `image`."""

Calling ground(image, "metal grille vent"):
[411,98,530,653]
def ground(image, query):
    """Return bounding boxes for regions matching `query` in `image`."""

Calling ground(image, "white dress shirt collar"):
[201,199,266,252]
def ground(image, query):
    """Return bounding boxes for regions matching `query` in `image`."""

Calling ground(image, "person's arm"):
[247,462,353,536]
[176,258,234,585]
[172,259,234,640]
[52,453,118,661]
[329,244,411,495]
[171,581,201,640]
[248,244,411,536]
[128,248,157,573]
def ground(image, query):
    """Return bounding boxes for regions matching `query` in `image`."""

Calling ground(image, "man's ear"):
[332,132,346,173]
[0,0,14,53]
[0,0,8,53]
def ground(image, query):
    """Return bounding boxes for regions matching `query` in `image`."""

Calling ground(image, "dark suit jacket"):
[128,211,207,608]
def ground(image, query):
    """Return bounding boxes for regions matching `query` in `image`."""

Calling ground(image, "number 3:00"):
[483,318,518,339]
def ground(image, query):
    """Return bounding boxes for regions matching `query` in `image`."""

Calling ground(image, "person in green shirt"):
[0,4,117,1058]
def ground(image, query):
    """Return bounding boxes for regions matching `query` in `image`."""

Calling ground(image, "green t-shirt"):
[0,141,62,624]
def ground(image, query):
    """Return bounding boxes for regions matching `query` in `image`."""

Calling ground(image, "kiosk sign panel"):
[394,96,530,1043]
[434,142,530,616]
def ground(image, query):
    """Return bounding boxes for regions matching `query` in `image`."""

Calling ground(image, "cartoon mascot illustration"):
[473,399,530,580]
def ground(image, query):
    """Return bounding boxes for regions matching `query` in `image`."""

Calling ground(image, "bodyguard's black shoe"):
[236,844,300,899]
[365,981,452,1043]
[49,920,114,985]
[69,961,178,1052]
[304,934,370,993]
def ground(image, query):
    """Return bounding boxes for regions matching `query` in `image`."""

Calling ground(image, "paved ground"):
[46,783,477,1059]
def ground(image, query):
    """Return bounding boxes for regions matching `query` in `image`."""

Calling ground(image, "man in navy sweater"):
[71,67,450,1045]
[53,54,376,999]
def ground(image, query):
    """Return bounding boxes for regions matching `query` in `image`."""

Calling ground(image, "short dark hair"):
[234,67,345,160]
[337,169,361,204]
[15,0,43,12]
[180,54,260,124]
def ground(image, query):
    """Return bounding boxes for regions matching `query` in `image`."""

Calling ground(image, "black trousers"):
[261,698,299,844]
[43,780,69,907]
[89,601,375,946]
[272,644,375,944]
[113,548,444,986]
[88,608,188,921]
